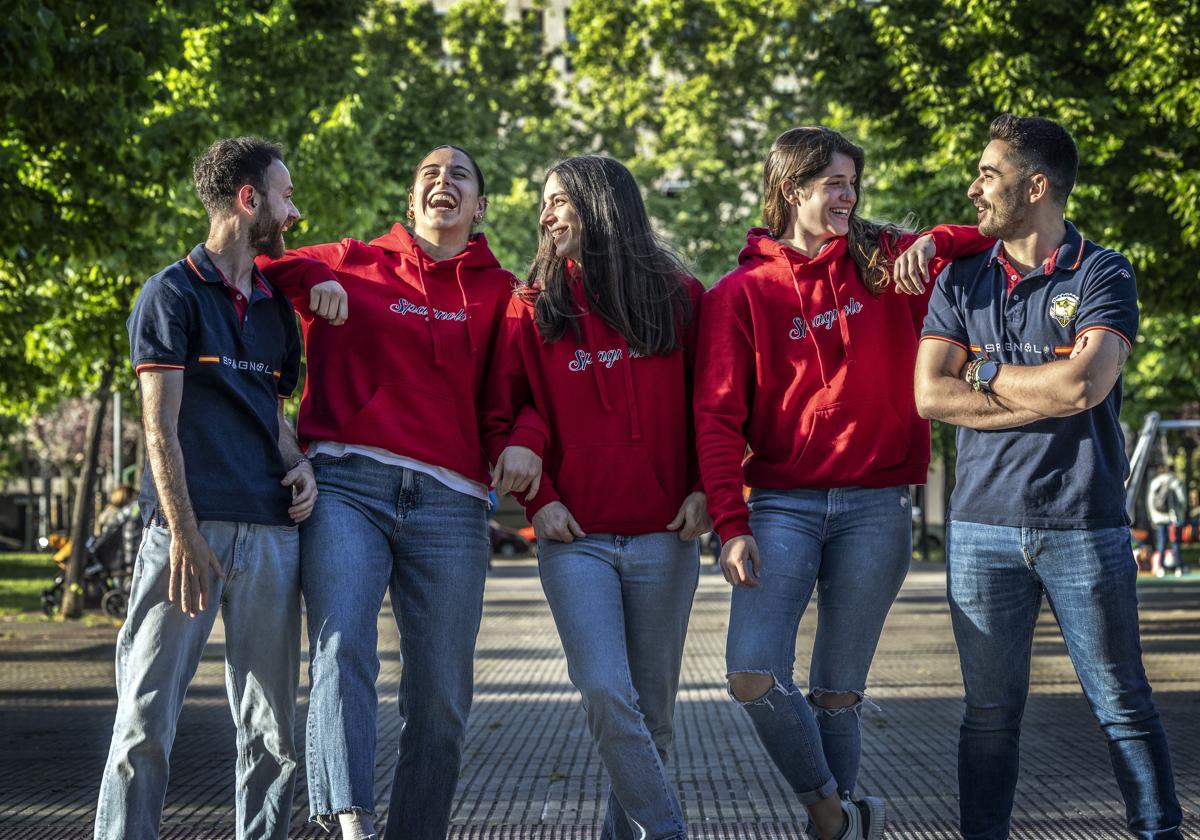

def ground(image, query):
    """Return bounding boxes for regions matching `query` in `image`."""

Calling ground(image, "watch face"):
[978,361,999,381]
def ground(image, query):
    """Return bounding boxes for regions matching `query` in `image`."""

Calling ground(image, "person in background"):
[1147,463,1187,576]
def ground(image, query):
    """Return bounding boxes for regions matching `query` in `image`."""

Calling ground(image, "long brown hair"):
[525,156,691,357]
[762,126,907,294]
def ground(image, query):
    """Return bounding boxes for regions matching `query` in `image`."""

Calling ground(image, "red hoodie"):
[482,274,705,535]
[695,225,992,542]
[257,225,518,485]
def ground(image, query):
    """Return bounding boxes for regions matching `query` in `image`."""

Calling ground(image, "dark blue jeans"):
[948,522,1182,840]
[301,454,489,840]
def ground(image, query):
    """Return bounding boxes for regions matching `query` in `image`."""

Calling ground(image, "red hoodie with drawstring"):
[257,224,518,485]
[695,226,993,543]
[482,273,706,535]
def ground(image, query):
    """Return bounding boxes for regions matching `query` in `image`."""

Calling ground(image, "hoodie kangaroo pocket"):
[556,443,670,526]
[341,384,468,452]
[792,399,910,481]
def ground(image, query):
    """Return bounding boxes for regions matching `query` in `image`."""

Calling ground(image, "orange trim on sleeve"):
[134,363,185,373]
[920,335,970,352]
[1077,324,1131,349]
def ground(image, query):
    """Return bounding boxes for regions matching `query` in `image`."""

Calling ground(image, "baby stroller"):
[41,502,138,619]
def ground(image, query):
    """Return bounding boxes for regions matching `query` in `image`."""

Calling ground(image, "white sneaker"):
[839,796,885,840]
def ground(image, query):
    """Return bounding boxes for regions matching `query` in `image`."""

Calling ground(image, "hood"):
[369,223,502,272]
[738,226,848,271]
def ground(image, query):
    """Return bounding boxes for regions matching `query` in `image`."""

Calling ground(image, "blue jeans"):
[301,454,489,840]
[95,521,301,840]
[538,532,699,840]
[948,521,1183,840]
[725,486,911,803]
[1154,524,1183,567]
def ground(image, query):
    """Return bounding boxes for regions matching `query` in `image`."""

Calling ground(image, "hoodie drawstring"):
[581,307,613,412]
[454,261,477,357]
[574,276,640,440]
[826,261,855,367]
[621,343,642,441]
[788,263,832,389]
[413,258,443,367]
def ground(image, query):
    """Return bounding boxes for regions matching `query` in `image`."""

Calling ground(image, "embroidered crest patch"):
[1049,293,1080,327]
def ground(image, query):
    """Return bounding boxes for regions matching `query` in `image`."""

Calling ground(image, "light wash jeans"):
[948,521,1183,840]
[725,486,912,803]
[538,532,700,840]
[94,520,301,840]
[301,453,489,840]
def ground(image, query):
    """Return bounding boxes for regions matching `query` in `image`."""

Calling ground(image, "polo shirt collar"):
[985,220,1084,278]
[185,243,276,300]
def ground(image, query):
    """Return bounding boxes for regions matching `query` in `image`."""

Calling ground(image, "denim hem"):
[310,806,376,833]
[795,775,840,805]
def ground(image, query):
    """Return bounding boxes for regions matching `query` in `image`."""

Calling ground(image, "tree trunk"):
[62,366,115,618]
[21,440,37,551]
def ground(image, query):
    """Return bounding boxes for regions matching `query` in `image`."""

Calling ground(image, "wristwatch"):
[972,360,1001,394]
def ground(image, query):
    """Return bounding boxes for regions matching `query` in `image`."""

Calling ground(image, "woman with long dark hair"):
[483,155,707,840]
[695,126,991,840]
[258,145,528,840]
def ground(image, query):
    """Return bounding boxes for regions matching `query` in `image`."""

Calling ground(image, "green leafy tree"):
[805,0,1199,418]
[2,0,557,614]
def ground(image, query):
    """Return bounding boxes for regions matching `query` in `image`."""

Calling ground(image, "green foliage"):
[2,0,1196,427]
[1,0,558,420]
[563,0,823,281]
[806,0,1199,313]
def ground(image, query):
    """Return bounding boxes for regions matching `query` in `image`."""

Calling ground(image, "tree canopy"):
[2,0,1196,427]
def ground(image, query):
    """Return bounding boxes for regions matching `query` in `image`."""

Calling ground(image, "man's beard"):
[250,209,286,259]
[978,184,1028,240]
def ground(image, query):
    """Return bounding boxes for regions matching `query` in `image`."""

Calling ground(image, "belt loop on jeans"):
[401,468,415,493]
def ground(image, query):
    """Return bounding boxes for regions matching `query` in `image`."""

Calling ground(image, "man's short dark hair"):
[193,137,285,217]
[988,114,1078,206]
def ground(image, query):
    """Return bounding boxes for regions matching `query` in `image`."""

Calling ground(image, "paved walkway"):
[1,561,1197,839]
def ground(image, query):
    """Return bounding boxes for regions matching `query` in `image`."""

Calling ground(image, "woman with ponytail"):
[695,126,991,840]
[484,155,706,840]
[258,145,525,840]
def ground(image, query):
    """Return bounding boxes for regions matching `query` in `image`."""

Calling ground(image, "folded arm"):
[913,337,1050,430]
[988,329,1130,416]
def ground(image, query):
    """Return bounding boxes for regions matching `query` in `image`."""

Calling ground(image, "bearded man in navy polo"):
[95,138,316,840]
[915,114,1182,840]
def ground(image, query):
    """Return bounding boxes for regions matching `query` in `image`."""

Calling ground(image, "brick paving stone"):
[0,561,1196,839]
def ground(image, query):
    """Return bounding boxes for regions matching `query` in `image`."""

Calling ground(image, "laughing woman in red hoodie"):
[257,146,522,840]
[483,155,707,840]
[695,127,991,840]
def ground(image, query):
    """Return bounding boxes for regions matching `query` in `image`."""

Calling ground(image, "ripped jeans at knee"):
[724,669,839,804]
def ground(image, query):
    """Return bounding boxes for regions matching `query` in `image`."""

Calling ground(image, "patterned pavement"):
[1,560,1197,839]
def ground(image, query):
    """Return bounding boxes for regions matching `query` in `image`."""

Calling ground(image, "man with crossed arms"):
[915,114,1182,840]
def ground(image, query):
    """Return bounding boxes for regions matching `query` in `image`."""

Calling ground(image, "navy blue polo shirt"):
[128,243,301,527]
[922,221,1138,529]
